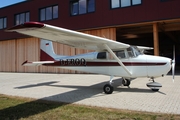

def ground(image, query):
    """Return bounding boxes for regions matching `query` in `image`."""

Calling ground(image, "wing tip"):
[6,22,45,32]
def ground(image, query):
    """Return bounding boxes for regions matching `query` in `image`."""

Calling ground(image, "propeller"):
[172,46,175,82]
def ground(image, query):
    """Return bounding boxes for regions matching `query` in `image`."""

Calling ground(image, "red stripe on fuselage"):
[43,61,166,67]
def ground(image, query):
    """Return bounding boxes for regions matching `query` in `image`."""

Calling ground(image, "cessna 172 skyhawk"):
[7,22,175,94]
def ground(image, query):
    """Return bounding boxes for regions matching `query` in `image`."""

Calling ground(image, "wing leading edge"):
[7,22,130,51]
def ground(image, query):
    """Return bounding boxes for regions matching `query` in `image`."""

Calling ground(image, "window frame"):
[0,17,7,30]
[14,12,30,25]
[70,0,95,16]
[110,0,142,9]
[39,5,59,22]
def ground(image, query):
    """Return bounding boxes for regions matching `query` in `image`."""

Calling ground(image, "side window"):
[127,47,135,58]
[116,50,126,58]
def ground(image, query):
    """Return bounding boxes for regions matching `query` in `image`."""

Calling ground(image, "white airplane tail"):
[40,39,66,61]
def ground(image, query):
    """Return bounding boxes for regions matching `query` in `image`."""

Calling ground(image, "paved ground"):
[0,72,180,114]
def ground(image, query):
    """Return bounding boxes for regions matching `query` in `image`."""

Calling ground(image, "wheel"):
[103,84,114,94]
[151,89,159,92]
[122,79,131,86]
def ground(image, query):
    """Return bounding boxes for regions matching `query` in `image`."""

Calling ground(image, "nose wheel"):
[146,78,162,92]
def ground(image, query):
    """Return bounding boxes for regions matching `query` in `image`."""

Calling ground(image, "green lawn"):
[0,94,179,120]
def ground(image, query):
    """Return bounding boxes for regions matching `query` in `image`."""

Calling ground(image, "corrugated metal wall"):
[0,28,116,73]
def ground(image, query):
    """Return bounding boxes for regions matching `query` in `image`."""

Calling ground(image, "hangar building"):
[0,0,180,73]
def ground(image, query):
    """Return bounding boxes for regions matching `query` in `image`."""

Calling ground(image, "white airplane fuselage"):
[44,53,171,78]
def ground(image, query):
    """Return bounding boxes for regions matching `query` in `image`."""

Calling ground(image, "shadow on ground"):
[0,97,67,120]
[0,77,165,119]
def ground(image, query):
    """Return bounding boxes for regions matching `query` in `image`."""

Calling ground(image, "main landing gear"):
[103,76,131,94]
[103,76,114,94]
[146,78,162,92]
[103,84,114,94]
[122,78,131,86]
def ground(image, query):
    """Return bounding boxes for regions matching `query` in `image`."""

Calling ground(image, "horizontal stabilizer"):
[22,60,55,66]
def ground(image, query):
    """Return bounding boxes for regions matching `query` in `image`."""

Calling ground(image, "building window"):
[71,0,95,16]
[121,0,131,7]
[72,2,78,15]
[0,17,7,29]
[111,0,141,9]
[15,12,30,25]
[111,0,120,8]
[40,5,58,21]
[88,0,95,12]
[132,0,141,5]
[79,0,87,14]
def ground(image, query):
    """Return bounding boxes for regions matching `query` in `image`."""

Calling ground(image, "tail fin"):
[40,39,66,61]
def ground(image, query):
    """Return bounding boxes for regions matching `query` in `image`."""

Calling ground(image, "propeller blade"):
[172,46,175,82]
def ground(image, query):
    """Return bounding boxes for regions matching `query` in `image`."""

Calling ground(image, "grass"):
[0,94,179,120]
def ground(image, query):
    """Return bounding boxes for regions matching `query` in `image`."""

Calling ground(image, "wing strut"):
[103,44,132,76]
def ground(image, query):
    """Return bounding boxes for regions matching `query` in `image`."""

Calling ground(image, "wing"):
[137,46,153,53]
[7,22,130,51]
[137,46,153,50]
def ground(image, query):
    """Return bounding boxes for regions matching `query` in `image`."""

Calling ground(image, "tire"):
[103,84,114,94]
[122,79,131,86]
[152,89,159,92]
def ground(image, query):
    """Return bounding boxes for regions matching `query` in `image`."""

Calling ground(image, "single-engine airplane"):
[7,22,175,94]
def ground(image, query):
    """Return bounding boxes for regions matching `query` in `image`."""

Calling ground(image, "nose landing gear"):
[146,78,162,91]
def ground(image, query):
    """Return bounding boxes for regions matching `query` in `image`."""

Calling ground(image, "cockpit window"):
[127,47,135,57]
[127,46,142,58]
[116,50,126,59]
[107,46,142,60]
[132,46,142,56]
